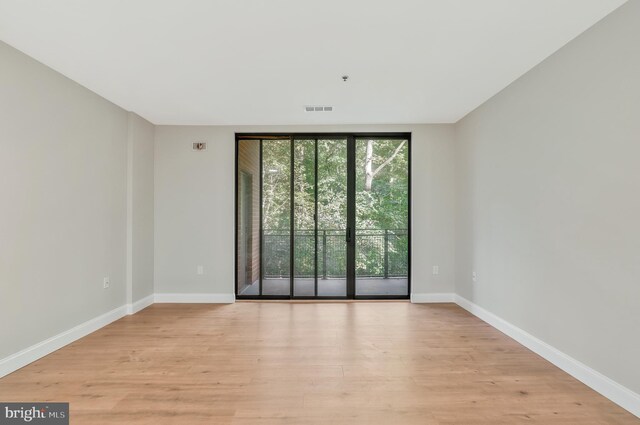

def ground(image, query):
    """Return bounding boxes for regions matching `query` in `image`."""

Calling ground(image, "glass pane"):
[262,139,291,296]
[317,139,348,296]
[293,140,316,297]
[355,138,409,296]
[236,139,261,296]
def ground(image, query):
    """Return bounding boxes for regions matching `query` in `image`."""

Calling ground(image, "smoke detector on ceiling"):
[305,106,333,112]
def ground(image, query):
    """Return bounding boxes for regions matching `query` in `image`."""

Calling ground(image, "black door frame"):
[235,132,411,300]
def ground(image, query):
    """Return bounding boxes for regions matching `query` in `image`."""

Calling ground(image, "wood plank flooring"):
[0,302,637,424]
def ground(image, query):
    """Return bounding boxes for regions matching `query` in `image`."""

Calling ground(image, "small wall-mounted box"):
[193,142,207,151]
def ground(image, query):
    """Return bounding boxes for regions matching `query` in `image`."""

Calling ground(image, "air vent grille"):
[305,106,333,112]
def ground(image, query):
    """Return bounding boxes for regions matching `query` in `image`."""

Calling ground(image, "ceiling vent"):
[305,106,333,112]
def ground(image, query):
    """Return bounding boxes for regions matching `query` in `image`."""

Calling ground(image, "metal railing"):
[262,229,408,279]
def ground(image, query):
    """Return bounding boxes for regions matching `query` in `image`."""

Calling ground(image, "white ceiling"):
[0,0,628,125]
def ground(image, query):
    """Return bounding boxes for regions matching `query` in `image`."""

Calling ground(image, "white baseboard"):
[0,305,128,379]
[411,292,455,303]
[454,295,640,418]
[154,293,235,303]
[0,293,234,378]
[127,294,155,314]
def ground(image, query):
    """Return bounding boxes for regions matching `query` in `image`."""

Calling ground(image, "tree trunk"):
[365,140,374,191]
[364,139,406,191]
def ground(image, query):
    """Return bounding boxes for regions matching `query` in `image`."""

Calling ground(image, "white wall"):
[455,0,640,395]
[154,124,455,297]
[0,42,155,363]
[0,41,128,359]
[127,113,155,303]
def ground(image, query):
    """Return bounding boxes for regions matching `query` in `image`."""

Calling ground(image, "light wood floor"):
[0,302,637,424]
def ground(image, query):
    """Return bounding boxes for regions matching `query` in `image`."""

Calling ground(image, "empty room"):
[0,0,639,424]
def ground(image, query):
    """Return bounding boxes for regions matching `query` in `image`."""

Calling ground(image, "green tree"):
[261,138,408,278]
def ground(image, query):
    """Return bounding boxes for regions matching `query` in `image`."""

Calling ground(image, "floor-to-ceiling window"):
[235,133,410,299]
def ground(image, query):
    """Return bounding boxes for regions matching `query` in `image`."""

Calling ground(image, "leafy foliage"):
[261,138,408,278]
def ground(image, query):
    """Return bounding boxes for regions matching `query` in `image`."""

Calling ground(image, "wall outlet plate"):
[103,277,110,289]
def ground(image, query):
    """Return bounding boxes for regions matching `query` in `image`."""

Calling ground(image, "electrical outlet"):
[197,265,204,275]
[103,277,110,289]
[432,265,439,275]
[472,271,477,283]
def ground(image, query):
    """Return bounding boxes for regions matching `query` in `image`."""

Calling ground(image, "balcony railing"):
[262,229,408,279]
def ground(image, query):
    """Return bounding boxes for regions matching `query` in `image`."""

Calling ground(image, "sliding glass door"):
[355,138,409,296]
[292,139,316,296]
[291,138,349,297]
[261,139,291,296]
[236,133,410,299]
